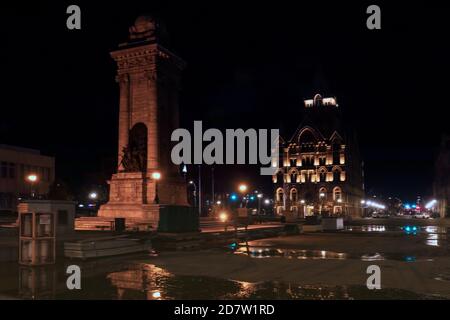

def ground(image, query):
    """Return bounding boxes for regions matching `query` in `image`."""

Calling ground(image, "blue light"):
[230,194,238,201]
[405,226,411,232]
[412,205,416,209]
[250,196,255,201]
[404,204,411,209]
[412,226,417,231]
[227,242,238,250]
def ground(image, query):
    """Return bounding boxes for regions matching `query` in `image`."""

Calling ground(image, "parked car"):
[371,211,390,218]
[414,212,431,219]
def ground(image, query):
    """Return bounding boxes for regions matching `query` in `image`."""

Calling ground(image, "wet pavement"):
[0,222,449,300]
[0,258,442,300]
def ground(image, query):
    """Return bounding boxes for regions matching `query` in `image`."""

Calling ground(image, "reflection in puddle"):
[235,247,348,260]
[0,261,443,300]
[92,265,445,300]
[233,245,432,263]
[344,225,448,247]
[360,253,385,261]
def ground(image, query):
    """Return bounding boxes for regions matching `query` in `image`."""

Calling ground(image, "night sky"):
[0,1,448,202]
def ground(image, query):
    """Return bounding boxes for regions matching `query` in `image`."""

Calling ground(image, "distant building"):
[433,135,450,218]
[273,94,364,218]
[0,145,55,212]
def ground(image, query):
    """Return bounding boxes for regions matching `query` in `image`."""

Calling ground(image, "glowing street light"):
[366,200,386,210]
[219,212,228,222]
[26,174,38,199]
[27,174,38,183]
[238,184,248,193]
[300,199,305,204]
[152,171,161,204]
[425,199,437,210]
[319,192,325,198]
[89,192,98,200]
[152,172,161,180]
[264,199,270,205]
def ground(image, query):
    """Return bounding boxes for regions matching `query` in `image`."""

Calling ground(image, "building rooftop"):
[304,94,338,108]
[0,144,41,155]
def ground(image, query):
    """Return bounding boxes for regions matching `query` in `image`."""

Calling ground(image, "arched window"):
[289,168,298,183]
[290,188,298,202]
[277,188,284,202]
[333,187,342,201]
[319,187,327,200]
[332,166,341,182]
[318,167,327,182]
[313,94,323,106]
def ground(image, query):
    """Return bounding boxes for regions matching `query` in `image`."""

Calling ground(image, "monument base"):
[98,203,161,222]
[98,171,194,231]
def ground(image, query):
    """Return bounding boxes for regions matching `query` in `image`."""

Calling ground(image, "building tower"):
[98,16,188,223]
[273,94,364,219]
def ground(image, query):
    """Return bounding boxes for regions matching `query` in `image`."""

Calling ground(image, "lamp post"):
[26,174,38,199]
[238,184,248,208]
[189,180,198,215]
[257,193,263,215]
[152,172,161,204]
[319,192,325,216]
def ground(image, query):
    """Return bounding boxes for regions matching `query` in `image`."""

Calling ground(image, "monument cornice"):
[111,43,186,74]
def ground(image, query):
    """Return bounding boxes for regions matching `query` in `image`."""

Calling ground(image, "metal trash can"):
[114,218,126,232]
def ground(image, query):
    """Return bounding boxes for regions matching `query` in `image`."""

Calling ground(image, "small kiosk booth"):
[19,211,56,265]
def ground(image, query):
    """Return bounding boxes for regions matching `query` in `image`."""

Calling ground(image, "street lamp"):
[89,192,98,200]
[152,171,161,204]
[238,184,248,193]
[238,183,248,208]
[26,174,38,199]
[256,193,263,214]
[319,192,325,215]
[188,180,198,213]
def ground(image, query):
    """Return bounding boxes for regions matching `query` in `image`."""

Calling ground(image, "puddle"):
[434,274,450,282]
[232,245,433,262]
[345,225,448,234]
[344,225,448,247]
[0,261,440,300]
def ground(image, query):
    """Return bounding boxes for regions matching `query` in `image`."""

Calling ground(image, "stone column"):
[146,70,159,172]
[117,74,130,171]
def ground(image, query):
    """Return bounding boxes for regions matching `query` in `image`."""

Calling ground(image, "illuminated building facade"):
[273,94,364,218]
[433,135,450,218]
[0,144,55,212]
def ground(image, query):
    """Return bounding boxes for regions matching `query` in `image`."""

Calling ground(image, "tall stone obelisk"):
[98,16,188,224]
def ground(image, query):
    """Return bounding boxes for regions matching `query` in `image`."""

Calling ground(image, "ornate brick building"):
[273,94,364,218]
[433,135,450,218]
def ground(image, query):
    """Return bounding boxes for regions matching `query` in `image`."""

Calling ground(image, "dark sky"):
[0,1,448,202]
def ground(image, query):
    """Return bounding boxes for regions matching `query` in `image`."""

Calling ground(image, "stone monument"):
[98,16,189,225]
